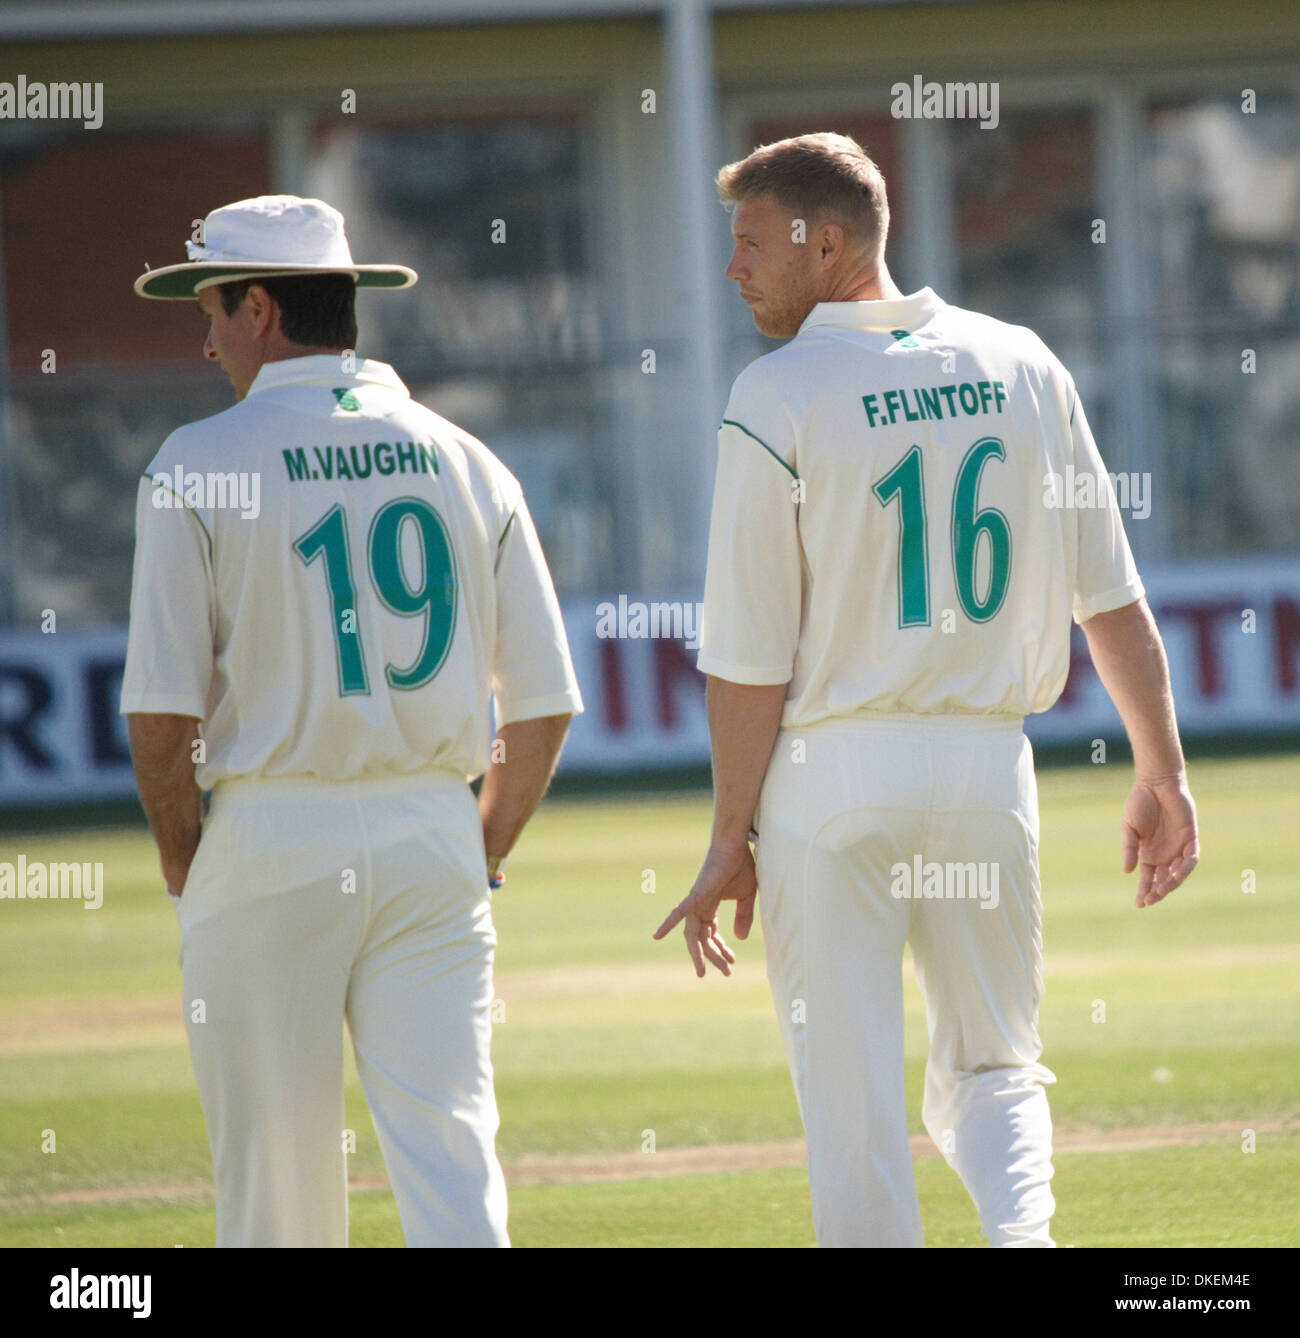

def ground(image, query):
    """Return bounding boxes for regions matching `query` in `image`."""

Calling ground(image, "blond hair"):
[716,132,890,258]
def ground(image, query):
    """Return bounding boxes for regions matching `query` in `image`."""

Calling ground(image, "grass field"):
[1,753,1297,1248]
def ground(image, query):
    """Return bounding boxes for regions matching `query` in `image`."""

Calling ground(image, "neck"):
[828,257,905,304]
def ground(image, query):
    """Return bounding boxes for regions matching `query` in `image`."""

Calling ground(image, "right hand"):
[651,838,757,978]
[1121,774,1199,908]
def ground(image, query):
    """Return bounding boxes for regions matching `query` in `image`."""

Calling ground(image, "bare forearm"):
[478,714,572,860]
[706,676,789,847]
[1081,598,1185,781]
[127,714,203,889]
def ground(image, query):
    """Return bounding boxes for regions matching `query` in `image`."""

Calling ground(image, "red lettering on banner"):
[654,638,704,727]
[1159,600,1245,698]
[1275,596,1300,695]
[600,638,627,732]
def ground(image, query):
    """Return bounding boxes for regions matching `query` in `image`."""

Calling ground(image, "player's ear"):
[244,283,277,336]
[818,221,843,264]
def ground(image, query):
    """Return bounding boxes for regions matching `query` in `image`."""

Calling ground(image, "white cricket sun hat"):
[133,194,418,299]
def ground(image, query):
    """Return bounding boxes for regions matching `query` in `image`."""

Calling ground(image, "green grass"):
[0,754,1297,1246]
[9,1132,1296,1249]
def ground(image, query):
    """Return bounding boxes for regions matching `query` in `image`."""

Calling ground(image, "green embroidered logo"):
[332,388,361,411]
[890,329,920,349]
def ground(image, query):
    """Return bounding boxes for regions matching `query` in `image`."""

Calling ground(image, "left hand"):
[1121,774,1199,908]
[652,838,757,978]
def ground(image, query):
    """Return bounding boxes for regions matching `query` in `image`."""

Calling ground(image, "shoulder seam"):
[720,419,798,480]
[143,472,214,559]
[498,507,517,550]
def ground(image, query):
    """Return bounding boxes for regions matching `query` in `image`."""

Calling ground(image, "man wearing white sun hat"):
[123,195,583,1247]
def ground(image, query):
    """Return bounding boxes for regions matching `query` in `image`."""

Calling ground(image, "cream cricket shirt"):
[121,355,583,787]
[697,288,1144,725]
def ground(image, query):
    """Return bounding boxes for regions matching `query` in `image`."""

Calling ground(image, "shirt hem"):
[695,654,792,686]
[1073,580,1145,624]
[494,689,585,726]
[119,694,206,718]
[782,710,1026,732]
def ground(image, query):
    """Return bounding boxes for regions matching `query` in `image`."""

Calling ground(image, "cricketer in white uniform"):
[123,196,582,1247]
[655,134,1199,1247]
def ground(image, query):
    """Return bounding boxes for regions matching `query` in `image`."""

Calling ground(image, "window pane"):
[1143,93,1300,556]
[1146,94,1298,321]
[6,369,232,624]
[950,109,1110,453]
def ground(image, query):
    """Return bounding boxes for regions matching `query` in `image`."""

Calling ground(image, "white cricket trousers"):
[170,769,508,1248]
[754,714,1056,1248]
